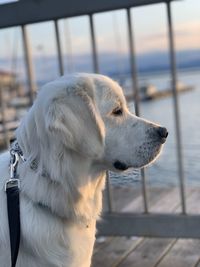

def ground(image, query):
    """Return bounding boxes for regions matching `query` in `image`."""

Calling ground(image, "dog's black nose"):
[113,161,128,171]
[157,127,168,139]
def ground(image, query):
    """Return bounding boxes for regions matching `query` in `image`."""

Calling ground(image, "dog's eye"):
[112,107,123,116]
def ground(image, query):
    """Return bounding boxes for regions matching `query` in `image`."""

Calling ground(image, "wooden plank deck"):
[93,186,200,267]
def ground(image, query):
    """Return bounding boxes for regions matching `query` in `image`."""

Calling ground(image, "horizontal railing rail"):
[0,0,180,29]
[98,213,200,238]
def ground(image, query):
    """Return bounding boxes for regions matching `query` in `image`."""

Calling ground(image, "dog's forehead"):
[94,77,126,106]
[39,74,126,110]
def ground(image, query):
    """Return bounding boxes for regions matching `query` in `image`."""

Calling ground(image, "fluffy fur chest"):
[17,197,97,267]
[17,171,105,267]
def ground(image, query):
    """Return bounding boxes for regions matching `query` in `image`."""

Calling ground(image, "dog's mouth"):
[113,160,129,171]
[160,137,167,144]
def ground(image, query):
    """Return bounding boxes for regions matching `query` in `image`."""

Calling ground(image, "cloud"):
[135,20,200,53]
[88,20,200,55]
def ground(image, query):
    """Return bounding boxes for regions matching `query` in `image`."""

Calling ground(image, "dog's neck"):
[18,147,106,224]
[16,113,106,224]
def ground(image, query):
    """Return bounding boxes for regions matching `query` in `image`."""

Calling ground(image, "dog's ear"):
[45,84,105,159]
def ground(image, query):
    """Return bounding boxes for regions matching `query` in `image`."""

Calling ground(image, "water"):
[110,69,200,187]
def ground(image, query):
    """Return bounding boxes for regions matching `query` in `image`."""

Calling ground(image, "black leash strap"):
[6,185,20,267]
[5,144,24,267]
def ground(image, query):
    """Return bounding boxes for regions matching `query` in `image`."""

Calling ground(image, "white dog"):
[0,73,168,267]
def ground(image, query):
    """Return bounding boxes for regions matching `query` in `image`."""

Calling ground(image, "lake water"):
[110,69,200,187]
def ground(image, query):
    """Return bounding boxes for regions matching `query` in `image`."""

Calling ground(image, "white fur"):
[0,73,165,267]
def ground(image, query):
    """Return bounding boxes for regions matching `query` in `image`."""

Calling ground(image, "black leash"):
[5,143,25,267]
[6,185,20,267]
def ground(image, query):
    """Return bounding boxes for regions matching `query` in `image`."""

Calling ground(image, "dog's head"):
[26,73,168,171]
[37,75,105,160]
[88,74,168,170]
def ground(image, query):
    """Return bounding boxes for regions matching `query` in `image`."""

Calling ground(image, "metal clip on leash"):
[4,144,25,267]
[5,149,20,192]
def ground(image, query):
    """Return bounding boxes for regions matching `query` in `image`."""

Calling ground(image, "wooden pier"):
[93,186,200,267]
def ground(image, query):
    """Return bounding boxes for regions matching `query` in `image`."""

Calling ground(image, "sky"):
[0,0,199,60]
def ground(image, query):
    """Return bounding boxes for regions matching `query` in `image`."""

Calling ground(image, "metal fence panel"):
[0,0,197,239]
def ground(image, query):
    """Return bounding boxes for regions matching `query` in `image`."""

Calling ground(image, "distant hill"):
[99,49,200,76]
[0,49,200,85]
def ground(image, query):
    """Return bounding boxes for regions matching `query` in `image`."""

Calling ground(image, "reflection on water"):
[110,69,200,186]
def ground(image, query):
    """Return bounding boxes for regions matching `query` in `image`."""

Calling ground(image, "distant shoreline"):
[109,66,200,80]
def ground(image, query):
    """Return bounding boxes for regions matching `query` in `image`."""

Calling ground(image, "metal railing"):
[0,0,195,238]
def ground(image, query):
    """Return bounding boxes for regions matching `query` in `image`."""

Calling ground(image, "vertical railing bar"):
[54,19,64,76]
[21,25,35,105]
[126,8,148,213]
[106,172,114,213]
[89,14,99,73]
[0,86,9,148]
[89,13,113,212]
[64,19,74,73]
[141,168,148,213]
[166,1,186,214]
[126,8,140,115]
